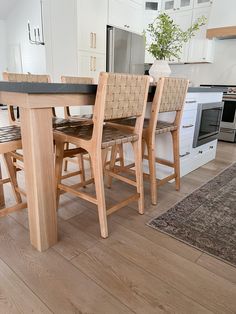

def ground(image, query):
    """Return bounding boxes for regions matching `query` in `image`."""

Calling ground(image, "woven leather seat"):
[112,118,177,134]
[155,121,178,134]
[0,125,21,143]
[52,116,93,128]
[55,124,139,148]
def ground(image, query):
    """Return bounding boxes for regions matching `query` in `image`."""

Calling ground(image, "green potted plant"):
[146,13,207,81]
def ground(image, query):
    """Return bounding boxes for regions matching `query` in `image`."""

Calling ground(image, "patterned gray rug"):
[148,163,236,266]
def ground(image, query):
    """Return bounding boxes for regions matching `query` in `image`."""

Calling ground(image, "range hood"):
[206,0,236,40]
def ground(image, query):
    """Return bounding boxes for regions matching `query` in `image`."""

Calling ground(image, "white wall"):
[5,0,46,74]
[0,19,7,78]
[170,39,236,86]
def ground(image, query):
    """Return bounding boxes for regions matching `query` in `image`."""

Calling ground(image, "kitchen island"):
[126,87,224,179]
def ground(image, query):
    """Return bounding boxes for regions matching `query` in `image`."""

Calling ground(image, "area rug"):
[148,163,236,266]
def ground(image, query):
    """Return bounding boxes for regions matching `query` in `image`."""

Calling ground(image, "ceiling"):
[0,0,17,19]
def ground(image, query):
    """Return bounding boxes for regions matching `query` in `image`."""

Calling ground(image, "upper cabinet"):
[168,10,193,63]
[162,0,193,13]
[194,0,213,8]
[108,0,144,34]
[77,0,107,54]
[144,0,162,63]
[187,6,214,63]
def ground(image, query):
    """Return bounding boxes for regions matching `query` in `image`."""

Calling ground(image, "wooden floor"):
[0,111,236,313]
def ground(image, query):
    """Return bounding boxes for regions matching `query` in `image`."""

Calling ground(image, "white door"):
[162,0,176,13]
[194,0,213,8]
[78,51,106,83]
[108,0,130,31]
[109,0,143,34]
[179,0,194,11]
[77,0,107,54]
[187,7,213,62]
[128,0,144,34]
[168,10,193,63]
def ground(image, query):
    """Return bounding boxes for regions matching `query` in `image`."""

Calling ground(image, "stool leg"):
[78,154,86,187]
[118,144,125,167]
[107,145,118,189]
[147,138,157,205]
[3,153,22,203]
[91,151,108,238]
[64,142,69,171]
[172,130,180,191]
[55,141,65,209]
[0,163,5,209]
[132,140,144,215]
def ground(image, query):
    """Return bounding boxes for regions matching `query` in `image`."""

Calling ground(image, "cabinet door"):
[109,0,143,34]
[179,0,193,11]
[162,0,176,13]
[78,51,106,83]
[77,0,107,54]
[194,0,213,8]
[163,0,193,12]
[129,0,144,34]
[168,10,193,63]
[187,7,214,63]
[130,0,144,5]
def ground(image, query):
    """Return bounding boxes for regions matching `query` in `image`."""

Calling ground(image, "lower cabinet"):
[77,51,106,83]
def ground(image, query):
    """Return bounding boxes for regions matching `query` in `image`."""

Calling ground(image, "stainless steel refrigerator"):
[106,26,145,75]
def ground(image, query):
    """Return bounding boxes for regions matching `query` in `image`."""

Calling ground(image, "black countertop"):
[0,81,226,95]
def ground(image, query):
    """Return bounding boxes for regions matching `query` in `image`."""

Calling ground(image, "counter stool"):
[2,71,87,185]
[0,125,27,217]
[54,72,150,238]
[61,76,94,174]
[108,77,189,205]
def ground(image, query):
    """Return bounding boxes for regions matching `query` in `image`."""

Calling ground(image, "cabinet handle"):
[209,146,214,149]
[90,56,93,71]
[198,150,203,154]
[180,152,190,158]
[90,32,93,49]
[93,32,96,49]
[93,57,97,72]
[185,100,197,104]
[182,124,194,129]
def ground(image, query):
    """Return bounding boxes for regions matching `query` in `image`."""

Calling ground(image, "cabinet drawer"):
[193,140,217,157]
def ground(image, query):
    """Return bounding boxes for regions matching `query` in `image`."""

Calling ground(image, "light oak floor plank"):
[72,242,212,314]
[0,216,133,314]
[0,258,51,313]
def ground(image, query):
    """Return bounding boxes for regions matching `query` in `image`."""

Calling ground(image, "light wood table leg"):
[0,163,5,209]
[20,107,57,251]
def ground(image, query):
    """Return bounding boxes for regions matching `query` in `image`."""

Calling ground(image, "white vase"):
[149,60,171,82]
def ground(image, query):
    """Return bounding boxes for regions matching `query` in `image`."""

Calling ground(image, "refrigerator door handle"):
[107,28,114,72]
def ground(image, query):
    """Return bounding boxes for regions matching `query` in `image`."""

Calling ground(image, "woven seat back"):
[103,73,149,120]
[61,76,93,84]
[3,72,50,83]
[159,78,189,113]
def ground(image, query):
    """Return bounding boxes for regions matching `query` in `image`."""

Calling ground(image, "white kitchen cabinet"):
[77,0,107,54]
[187,6,214,63]
[144,0,162,63]
[77,51,106,83]
[108,0,144,34]
[162,0,193,13]
[194,0,213,8]
[168,10,193,63]
[130,0,144,5]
